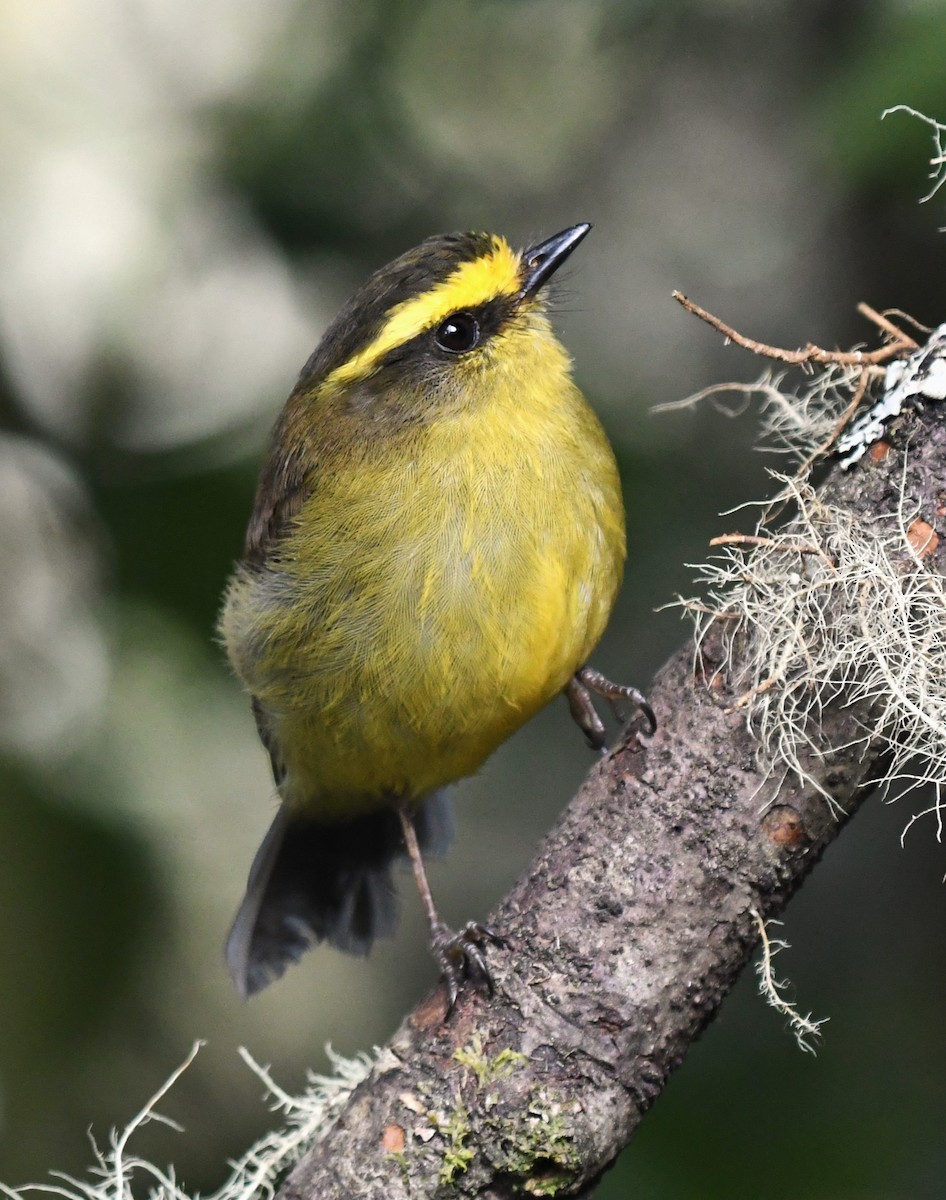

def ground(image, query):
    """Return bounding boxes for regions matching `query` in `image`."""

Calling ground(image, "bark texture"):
[280,393,946,1199]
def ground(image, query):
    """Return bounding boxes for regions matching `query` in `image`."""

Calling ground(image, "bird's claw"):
[566,666,656,750]
[432,921,505,1011]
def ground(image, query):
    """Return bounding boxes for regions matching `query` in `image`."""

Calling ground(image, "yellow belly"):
[221,380,625,817]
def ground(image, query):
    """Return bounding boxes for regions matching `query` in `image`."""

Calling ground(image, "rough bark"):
[280,391,945,1199]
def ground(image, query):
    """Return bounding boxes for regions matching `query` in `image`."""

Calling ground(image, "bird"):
[219,223,654,1006]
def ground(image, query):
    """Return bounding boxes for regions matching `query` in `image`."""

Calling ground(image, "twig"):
[673,291,916,367]
[870,308,932,337]
[793,368,872,478]
[856,302,920,347]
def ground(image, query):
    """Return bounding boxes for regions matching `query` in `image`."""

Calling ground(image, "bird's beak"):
[519,223,592,300]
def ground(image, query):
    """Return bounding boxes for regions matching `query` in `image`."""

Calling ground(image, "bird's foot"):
[431,921,505,1012]
[566,665,656,752]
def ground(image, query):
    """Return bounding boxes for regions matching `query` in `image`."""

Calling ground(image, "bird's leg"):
[565,665,657,753]
[397,806,503,1011]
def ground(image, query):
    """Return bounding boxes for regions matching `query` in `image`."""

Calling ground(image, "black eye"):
[434,312,480,353]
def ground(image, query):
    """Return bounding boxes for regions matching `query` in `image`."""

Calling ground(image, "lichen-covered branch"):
[280,337,946,1197]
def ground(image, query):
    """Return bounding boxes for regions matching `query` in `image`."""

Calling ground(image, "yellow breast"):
[221,327,625,816]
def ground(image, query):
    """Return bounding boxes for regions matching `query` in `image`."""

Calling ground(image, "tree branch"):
[280,334,946,1199]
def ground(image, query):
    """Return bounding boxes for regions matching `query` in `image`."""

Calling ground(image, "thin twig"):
[872,308,933,337]
[856,303,920,348]
[793,368,872,478]
[673,291,916,367]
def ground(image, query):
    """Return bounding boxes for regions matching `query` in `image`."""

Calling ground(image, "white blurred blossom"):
[0,0,325,451]
[0,436,109,756]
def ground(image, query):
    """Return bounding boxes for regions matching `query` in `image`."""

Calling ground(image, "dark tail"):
[226,793,453,998]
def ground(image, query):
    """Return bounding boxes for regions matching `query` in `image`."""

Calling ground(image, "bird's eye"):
[434,312,480,353]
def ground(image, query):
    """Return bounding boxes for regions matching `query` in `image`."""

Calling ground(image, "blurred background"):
[2,0,946,1196]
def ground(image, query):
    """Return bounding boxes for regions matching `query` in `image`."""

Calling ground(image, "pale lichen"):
[0,1042,377,1200]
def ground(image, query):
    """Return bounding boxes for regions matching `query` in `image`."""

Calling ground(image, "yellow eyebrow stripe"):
[324,235,522,389]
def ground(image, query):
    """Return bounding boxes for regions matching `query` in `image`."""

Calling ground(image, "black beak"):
[519,223,591,299]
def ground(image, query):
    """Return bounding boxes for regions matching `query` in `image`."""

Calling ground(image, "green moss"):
[453,1034,527,1087]
[491,1093,581,1196]
[431,1103,475,1184]
[432,1039,579,1193]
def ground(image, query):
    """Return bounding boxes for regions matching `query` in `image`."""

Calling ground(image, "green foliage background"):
[1,1,945,1195]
